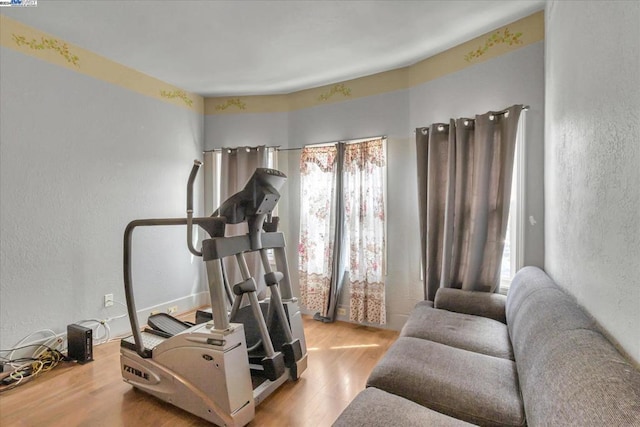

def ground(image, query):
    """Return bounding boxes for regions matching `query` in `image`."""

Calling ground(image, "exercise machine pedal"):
[120,330,169,358]
[282,339,303,367]
[147,312,191,337]
[260,352,285,381]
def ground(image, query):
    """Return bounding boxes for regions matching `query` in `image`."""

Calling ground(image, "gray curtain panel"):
[220,146,268,202]
[220,146,269,298]
[416,105,522,301]
[322,142,346,323]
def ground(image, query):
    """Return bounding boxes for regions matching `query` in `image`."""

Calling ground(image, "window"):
[298,137,387,324]
[500,111,526,294]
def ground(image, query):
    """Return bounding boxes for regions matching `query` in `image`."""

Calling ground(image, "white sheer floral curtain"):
[298,145,339,318]
[299,138,387,325]
[344,139,387,324]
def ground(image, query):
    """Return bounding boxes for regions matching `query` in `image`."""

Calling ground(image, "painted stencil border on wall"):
[464,27,524,62]
[11,33,80,66]
[0,14,204,113]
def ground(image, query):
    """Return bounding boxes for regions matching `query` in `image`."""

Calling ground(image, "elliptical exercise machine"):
[120,161,307,426]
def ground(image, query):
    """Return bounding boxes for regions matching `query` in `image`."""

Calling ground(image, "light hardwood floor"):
[0,314,398,427]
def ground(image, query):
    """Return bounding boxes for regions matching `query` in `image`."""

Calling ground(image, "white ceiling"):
[2,0,545,97]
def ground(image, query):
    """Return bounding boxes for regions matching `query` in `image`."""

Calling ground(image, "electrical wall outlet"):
[167,306,178,314]
[337,307,347,316]
[104,294,114,307]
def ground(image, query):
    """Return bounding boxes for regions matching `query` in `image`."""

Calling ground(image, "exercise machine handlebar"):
[186,160,202,257]
[123,216,226,358]
[123,160,226,358]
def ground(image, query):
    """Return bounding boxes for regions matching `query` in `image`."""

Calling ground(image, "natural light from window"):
[500,112,526,294]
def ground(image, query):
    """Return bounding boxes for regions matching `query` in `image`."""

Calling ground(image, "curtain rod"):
[277,147,303,152]
[202,104,527,152]
[204,135,387,153]
[279,134,388,152]
[413,105,529,134]
[423,105,529,123]
[203,145,281,153]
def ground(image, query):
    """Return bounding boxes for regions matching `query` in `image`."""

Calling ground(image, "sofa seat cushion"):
[401,304,514,360]
[333,387,474,427]
[368,337,525,426]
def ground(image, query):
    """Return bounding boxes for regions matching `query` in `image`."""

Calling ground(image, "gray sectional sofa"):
[334,266,640,426]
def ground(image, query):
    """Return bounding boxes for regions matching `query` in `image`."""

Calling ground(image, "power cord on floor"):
[4,329,60,366]
[0,300,129,392]
[0,345,66,393]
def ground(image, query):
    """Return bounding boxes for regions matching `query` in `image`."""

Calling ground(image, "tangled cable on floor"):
[0,345,66,393]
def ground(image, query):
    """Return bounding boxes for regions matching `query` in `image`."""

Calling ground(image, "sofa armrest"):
[434,288,507,324]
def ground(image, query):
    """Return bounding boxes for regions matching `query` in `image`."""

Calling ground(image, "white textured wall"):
[0,48,205,349]
[204,41,545,331]
[545,1,640,362]
[204,112,289,151]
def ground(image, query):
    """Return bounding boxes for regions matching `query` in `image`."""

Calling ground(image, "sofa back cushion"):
[507,271,596,390]
[524,327,640,425]
[506,267,640,425]
[506,266,557,324]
